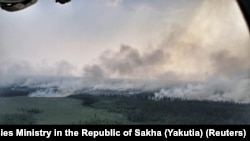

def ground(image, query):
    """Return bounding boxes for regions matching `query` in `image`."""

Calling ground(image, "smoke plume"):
[1,0,249,103]
[81,0,250,103]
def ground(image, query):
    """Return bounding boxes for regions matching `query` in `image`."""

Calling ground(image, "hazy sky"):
[1,0,250,102]
[0,0,249,79]
[0,0,201,76]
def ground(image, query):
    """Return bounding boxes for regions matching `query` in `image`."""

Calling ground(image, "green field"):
[0,88,250,125]
[0,95,129,125]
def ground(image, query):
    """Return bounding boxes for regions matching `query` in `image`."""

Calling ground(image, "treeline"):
[0,108,43,125]
[69,93,250,124]
[0,87,36,97]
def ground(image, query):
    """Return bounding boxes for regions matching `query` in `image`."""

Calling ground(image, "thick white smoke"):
[153,78,250,103]
[84,0,249,80]
[1,0,250,103]
[152,0,250,103]
[81,0,250,103]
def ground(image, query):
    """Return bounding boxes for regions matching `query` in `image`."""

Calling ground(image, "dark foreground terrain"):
[69,94,250,124]
[0,87,249,124]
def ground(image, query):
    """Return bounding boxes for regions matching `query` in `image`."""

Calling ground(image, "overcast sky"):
[0,0,201,75]
[0,0,249,80]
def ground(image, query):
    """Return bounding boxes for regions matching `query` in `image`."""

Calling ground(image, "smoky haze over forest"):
[0,0,250,103]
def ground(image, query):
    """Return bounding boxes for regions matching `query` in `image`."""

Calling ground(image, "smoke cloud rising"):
[1,0,250,103]
[84,0,250,80]
[82,0,250,103]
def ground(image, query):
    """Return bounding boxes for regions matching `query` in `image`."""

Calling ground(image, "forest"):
[0,87,249,124]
